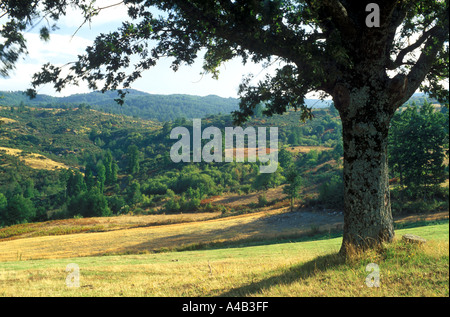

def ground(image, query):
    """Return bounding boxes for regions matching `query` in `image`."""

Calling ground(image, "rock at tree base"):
[402,234,427,245]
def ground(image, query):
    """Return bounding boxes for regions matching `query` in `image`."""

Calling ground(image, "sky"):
[2,2,445,99]
[0,2,280,99]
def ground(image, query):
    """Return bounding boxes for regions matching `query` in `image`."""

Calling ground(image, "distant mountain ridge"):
[0,90,434,122]
[0,89,239,122]
[0,89,334,122]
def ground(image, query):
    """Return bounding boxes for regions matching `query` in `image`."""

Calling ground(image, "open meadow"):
[0,208,448,297]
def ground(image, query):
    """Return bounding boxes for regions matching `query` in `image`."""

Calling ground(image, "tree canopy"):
[1,1,447,110]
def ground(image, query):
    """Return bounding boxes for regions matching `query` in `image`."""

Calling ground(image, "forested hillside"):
[0,90,334,122]
[0,93,448,228]
[0,90,239,122]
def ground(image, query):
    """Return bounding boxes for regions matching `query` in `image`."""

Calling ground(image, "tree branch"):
[387,25,441,70]
[305,0,357,39]
[403,24,449,104]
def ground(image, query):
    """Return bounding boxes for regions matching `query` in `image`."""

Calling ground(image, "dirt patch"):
[255,209,449,235]
[210,186,287,207]
[257,209,344,233]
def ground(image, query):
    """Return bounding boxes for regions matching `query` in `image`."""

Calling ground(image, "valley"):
[0,91,448,297]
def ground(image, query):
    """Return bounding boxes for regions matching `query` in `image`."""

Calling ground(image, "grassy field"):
[0,208,327,261]
[0,221,447,297]
[0,146,70,171]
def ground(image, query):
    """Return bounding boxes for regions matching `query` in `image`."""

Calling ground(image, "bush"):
[107,195,126,214]
[67,188,112,218]
[1,194,36,226]
[240,184,252,194]
[318,174,344,208]
[392,198,448,215]
[164,197,181,212]
[143,180,168,195]
[258,194,268,207]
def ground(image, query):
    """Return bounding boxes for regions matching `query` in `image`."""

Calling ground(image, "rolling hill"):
[0,89,333,122]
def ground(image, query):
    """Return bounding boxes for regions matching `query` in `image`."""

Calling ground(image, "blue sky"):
[3,2,443,99]
[0,2,280,98]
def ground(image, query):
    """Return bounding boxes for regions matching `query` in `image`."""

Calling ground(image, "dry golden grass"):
[0,223,447,297]
[285,145,333,154]
[0,212,221,242]
[0,209,295,261]
[0,117,17,124]
[1,204,446,263]
[0,146,70,171]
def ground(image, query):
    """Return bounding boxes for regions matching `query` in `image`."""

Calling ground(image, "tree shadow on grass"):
[219,252,346,297]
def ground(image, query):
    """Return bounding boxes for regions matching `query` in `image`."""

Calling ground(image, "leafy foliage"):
[0,91,447,226]
[389,100,449,197]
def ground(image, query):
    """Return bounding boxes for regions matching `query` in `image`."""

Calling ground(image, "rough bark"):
[334,84,396,255]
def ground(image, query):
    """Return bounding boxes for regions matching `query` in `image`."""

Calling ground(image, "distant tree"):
[389,101,448,196]
[3,194,36,225]
[278,148,294,169]
[283,168,303,212]
[127,181,142,206]
[96,161,106,193]
[107,195,126,215]
[161,122,173,136]
[67,170,86,197]
[0,193,7,225]
[23,179,35,199]
[252,103,265,118]
[127,145,141,175]
[103,150,113,185]
[319,174,344,208]
[84,165,96,191]
[68,187,111,218]
[288,127,302,146]
[0,193,7,211]
[164,196,181,212]
[257,193,268,207]
[175,172,215,195]
[85,187,111,217]
[332,142,344,162]
[111,161,119,184]
[253,166,285,190]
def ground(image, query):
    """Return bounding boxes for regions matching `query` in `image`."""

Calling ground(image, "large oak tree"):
[1,0,448,254]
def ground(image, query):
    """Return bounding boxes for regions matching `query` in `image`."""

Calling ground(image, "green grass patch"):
[0,223,447,297]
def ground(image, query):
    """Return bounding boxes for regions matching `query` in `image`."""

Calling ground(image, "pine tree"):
[96,161,106,193]
[104,150,113,185]
[127,145,141,175]
[283,168,303,212]
[4,194,36,225]
[67,170,86,197]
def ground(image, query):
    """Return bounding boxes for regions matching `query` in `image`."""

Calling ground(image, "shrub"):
[2,194,36,226]
[164,197,181,212]
[107,195,126,214]
[67,188,111,218]
[318,174,344,208]
[258,194,268,207]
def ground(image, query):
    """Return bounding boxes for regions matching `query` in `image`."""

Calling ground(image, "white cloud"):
[25,33,92,64]
[0,33,93,96]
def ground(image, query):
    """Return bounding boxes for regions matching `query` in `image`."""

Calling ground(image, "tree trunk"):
[335,85,395,255]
